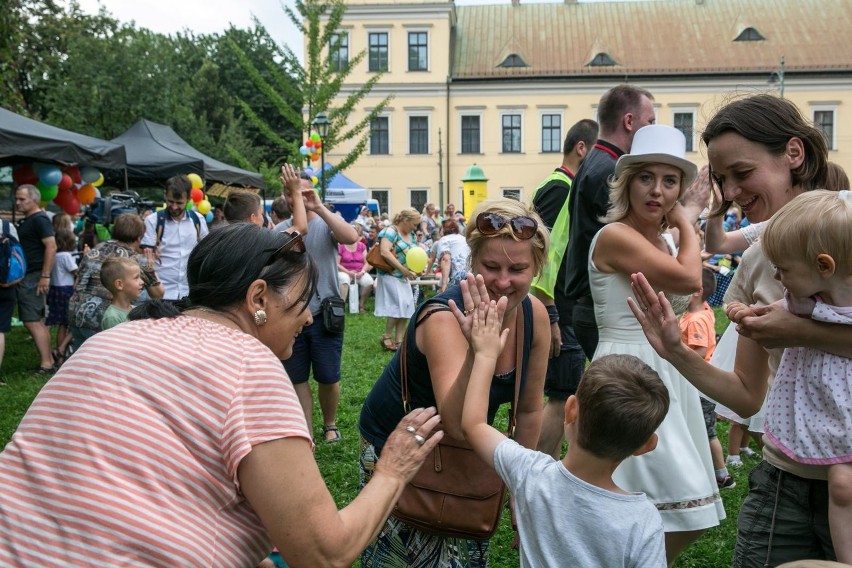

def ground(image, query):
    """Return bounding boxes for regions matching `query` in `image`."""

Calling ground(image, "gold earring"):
[253,309,267,326]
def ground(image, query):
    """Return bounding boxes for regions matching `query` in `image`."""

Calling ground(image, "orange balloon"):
[77,183,97,205]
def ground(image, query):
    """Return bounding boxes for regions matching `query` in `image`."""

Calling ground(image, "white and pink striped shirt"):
[0,316,311,567]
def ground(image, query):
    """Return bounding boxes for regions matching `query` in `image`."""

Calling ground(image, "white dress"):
[588,226,725,532]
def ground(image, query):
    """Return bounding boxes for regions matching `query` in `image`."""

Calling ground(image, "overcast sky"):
[72,0,644,61]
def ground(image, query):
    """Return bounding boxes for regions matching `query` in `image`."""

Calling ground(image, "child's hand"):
[470,299,509,360]
[726,302,757,323]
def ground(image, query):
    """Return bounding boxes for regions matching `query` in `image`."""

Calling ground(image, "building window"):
[461,115,481,154]
[734,27,764,42]
[673,112,694,152]
[409,116,429,154]
[502,114,522,153]
[368,32,388,72]
[503,188,522,201]
[370,116,389,155]
[408,32,428,71]
[371,190,389,217]
[498,54,527,68]
[814,110,835,150]
[329,32,349,72]
[541,114,561,153]
[587,52,618,67]
[410,189,428,213]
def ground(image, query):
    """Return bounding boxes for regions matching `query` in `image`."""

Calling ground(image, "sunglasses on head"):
[264,231,306,265]
[475,213,538,240]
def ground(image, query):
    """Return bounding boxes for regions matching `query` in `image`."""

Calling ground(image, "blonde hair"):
[465,198,549,277]
[762,190,852,271]
[601,161,688,225]
[393,208,420,226]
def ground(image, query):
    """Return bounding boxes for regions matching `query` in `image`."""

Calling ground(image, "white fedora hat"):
[615,125,698,187]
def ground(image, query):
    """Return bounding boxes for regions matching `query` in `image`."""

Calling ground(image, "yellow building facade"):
[319,0,852,215]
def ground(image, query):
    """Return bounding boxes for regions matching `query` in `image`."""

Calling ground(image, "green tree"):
[229,0,393,177]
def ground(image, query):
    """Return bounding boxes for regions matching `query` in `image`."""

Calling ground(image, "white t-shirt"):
[493,439,666,568]
[51,251,78,287]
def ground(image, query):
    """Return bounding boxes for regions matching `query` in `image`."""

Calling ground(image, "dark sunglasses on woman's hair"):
[475,213,538,240]
[264,231,306,264]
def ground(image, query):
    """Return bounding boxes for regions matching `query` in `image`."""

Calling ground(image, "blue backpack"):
[1,220,26,288]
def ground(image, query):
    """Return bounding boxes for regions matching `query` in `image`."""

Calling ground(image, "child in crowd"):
[461,299,669,567]
[679,267,734,489]
[734,189,852,562]
[46,229,78,365]
[99,257,145,331]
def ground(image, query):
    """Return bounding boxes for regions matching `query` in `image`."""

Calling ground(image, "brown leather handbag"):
[390,306,523,540]
[366,242,393,273]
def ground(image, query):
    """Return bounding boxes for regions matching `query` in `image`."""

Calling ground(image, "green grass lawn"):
[2,303,756,567]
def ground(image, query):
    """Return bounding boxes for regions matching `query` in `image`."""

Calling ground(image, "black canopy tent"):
[112,119,266,189]
[0,108,126,170]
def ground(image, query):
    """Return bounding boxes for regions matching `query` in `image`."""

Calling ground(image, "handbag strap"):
[400,300,525,434]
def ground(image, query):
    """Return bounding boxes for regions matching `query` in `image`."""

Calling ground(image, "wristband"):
[40,275,50,279]
[545,304,559,324]
[148,280,161,288]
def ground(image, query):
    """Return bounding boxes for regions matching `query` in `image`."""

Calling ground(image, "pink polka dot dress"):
[765,294,852,465]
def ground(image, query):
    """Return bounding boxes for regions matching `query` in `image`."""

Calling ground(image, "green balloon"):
[36,181,59,201]
[186,201,194,210]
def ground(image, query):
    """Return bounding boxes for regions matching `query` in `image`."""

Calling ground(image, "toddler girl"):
[46,228,78,364]
[743,189,852,561]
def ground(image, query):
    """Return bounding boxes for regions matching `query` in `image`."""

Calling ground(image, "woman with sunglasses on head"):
[0,217,444,566]
[630,95,852,567]
[359,198,550,568]
[376,208,421,351]
[587,124,725,565]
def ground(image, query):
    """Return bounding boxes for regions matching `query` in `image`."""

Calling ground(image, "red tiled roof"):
[452,0,852,79]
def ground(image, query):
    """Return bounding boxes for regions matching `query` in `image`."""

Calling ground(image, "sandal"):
[380,336,398,351]
[52,349,66,367]
[32,366,54,377]
[322,425,342,443]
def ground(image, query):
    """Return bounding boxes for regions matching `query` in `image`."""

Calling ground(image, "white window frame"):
[811,103,839,151]
[366,28,391,73]
[405,109,432,155]
[539,109,564,154]
[669,105,698,153]
[458,109,484,155]
[499,110,524,154]
[405,28,430,72]
[368,113,392,156]
[328,30,350,72]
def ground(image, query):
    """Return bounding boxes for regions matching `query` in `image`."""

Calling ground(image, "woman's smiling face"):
[707,132,802,222]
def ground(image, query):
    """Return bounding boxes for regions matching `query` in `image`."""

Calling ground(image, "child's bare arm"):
[461,300,509,468]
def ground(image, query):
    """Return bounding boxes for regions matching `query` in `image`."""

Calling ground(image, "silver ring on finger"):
[414,434,426,446]
[405,425,416,433]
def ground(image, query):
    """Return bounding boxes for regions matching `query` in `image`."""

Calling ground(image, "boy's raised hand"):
[470,299,509,360]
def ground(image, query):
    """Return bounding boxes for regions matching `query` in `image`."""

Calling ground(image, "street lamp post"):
[768,55,785,98]
[311,112,331,201]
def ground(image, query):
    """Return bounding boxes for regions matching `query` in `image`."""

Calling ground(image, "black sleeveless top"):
[359,285,534,455]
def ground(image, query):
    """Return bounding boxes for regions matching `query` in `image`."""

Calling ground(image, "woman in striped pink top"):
[0,222,442,568]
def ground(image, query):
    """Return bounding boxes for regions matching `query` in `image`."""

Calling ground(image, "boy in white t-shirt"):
[461,299,670,568]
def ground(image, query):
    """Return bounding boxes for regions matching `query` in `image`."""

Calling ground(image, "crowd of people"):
[0,87,850,568]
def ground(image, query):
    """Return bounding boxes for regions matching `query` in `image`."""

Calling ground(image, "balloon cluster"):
[12,162,103,215]
[185,173,213,222]
[299,133,323,164]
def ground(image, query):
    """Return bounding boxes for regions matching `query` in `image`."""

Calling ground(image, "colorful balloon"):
[310,176,318,185]
[186,173,204,190]
[80,166,100,184]
[63,195,81,215]
[38,166,62,187]
[190,188,204,204]
[299,145,310,156]
[93,173,104,187]
[197,199,211,215]
[77,184,97,205]
[12,164,38,185]
[36,181,58,202]
[205,211,214,223]
[65,166,82,184]
[405,247,428,274]
[186,201,194,211]
[310,132,321,143]
[57,173,73,192]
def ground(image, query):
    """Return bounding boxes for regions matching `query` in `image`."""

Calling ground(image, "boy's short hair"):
[576,354,670,461]
[701,267,717,302]
[223,190,262,223]
[100,257,139,295]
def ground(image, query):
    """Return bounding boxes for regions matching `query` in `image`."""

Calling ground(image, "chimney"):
[512,0,520,5]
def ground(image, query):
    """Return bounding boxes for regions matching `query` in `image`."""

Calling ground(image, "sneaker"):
[717,475,736,490]
[726,456,744,468]
[740,447,759,458]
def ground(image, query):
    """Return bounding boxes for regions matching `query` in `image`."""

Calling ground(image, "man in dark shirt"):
[530,118,599,459]
[564,85,656,359]
[15,184,57,374]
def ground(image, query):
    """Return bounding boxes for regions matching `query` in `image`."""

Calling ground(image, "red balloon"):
[305,140,314,148]
[57,173,73,191]
[65,166,82,184]
[190,188,204,204]
[13,164,38,185]
[53,189,71,208]
[63,195,81,215]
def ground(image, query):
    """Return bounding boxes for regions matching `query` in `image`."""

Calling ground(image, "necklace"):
[188,306,245,332]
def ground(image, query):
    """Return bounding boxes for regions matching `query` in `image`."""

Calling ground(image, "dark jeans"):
[571,301,599,361]
[733,460,835,567]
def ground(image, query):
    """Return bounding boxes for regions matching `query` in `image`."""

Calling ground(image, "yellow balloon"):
[405,247,428,274]
[197,199,211,215]
[156,205,166,211]
[93,173,104,187]
[310,176,318,186]
[186,173,204,189]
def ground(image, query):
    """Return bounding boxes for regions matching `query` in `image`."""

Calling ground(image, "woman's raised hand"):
[280,163,301,195]
[627,272,684,359]
[376,407,443,482]
[449,273,492,341]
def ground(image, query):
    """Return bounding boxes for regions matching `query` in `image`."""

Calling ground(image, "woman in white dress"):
[588,125,724,564]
